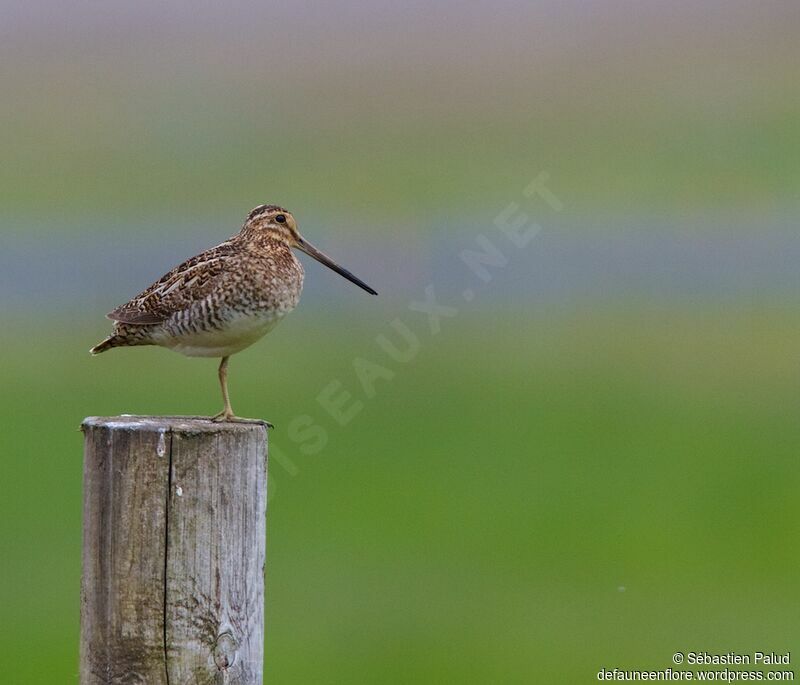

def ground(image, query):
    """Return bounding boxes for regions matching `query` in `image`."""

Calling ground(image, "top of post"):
[82,415,269,436]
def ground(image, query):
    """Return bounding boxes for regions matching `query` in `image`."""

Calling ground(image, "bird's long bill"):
[296,237,378,295]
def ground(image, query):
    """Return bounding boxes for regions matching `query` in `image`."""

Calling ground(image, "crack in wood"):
[163,428,173,685]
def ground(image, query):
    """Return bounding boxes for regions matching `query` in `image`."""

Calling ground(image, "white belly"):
[158,311,284,357]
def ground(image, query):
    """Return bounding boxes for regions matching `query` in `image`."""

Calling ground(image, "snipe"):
[91,205,377,422]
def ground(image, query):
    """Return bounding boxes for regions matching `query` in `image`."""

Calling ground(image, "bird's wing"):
[107,243,238,325]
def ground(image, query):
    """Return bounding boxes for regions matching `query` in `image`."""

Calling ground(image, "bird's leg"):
[211,356,235,422]
[211,356,273,427]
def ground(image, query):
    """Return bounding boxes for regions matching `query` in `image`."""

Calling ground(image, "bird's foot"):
[210,411,273,428]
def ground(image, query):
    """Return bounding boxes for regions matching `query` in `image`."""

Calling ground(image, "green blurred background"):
[1,1,798,682]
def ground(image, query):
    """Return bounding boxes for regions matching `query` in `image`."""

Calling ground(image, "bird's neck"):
[238,232,291,254]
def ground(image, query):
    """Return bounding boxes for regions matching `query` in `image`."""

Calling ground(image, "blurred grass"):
[3,108,799,229]
[1,304,798,682]
[2,3,799,229]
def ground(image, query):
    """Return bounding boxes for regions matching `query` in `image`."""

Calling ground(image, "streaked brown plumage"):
[91,204,377,422]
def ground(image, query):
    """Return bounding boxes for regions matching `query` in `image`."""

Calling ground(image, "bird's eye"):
[275,214,286,224]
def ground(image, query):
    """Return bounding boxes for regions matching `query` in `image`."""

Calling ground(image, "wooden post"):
[80,416,268,684]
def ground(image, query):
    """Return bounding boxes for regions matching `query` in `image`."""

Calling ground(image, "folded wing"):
[107,244,237,325]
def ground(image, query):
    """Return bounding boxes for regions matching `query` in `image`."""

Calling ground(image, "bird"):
[91,204,377,423]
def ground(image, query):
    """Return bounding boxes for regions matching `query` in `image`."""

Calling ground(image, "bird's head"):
[242,204,377,295]
[242,204,301,245]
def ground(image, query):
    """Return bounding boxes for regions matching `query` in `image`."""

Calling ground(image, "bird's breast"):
[149,246,306,358]
[249,249,304,313]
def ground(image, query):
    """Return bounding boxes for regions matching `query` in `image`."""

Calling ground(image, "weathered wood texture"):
[80,416,268,685]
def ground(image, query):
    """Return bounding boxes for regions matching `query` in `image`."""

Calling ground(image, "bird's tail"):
[90,336,122,355]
